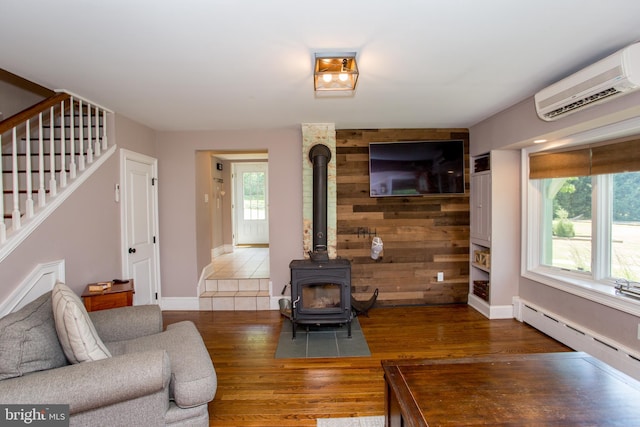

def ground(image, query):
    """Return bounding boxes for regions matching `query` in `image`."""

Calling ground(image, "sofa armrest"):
[89,305,163,342]
[0,350,170,415]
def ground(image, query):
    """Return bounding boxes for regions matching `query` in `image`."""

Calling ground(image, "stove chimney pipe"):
[308,144,331,262]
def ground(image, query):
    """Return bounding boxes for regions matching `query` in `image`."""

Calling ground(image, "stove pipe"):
[308,144,331,262]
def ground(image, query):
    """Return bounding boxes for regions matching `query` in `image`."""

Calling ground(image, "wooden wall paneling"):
[336,128,470,306]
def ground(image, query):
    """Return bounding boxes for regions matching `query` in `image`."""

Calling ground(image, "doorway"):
[233,162,269,246]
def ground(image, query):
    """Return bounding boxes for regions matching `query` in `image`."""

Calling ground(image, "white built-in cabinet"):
[470,171,491,244]
[469,150,521,319]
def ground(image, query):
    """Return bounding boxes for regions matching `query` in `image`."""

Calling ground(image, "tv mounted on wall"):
[369,140,465,197]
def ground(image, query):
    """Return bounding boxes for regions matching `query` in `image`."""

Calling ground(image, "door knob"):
[128,247,136,254]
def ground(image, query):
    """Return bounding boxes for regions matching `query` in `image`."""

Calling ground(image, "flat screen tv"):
[369,140,465,197]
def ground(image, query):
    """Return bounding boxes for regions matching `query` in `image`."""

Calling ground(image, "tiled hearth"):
[199,247,271,311]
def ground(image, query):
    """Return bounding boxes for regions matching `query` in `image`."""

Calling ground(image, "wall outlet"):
[437,272,444,282]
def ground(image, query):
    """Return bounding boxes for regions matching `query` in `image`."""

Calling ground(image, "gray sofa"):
[0,288,217,426]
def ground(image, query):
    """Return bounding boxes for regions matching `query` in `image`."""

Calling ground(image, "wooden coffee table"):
[382,352,640,427]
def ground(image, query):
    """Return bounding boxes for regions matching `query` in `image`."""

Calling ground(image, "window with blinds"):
[527,135,640,282]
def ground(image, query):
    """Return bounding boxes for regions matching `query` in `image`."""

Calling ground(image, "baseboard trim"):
[211,246,227,258]
[467,293,513,319]
[518,298,640,381]
[160,297,200,311]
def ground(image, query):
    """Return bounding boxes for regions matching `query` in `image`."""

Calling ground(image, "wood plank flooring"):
[162,305,571,427]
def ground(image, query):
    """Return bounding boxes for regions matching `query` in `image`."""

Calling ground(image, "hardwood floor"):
[162,305,571,427]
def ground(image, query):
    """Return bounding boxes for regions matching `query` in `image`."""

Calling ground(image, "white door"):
[121,150,160,305]
[234,162,269,245]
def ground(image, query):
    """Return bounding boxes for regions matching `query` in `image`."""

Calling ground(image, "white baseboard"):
[160,297,201,311]
[468,293,513,319]
[211,245,229,258]
[518,298,640,381]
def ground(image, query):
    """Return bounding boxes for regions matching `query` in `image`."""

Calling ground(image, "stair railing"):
[0,90,113,258]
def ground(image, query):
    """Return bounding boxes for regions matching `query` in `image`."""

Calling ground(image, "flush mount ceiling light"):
[314,52,359,91]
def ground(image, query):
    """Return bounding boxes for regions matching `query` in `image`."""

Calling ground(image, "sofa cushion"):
[115,320,217,408]
[0,291,68,380]
[52,282,111,364]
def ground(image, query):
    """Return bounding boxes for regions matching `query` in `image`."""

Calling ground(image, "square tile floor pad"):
[275,317,371,358]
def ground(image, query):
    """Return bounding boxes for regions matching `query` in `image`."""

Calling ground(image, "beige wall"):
[209,156,225,251]
[155,129,302,299]
[470,90,640,351]
[114,113,157,156]
[195,151,214,277]
[471,91,640,154]
[0,70,52,120]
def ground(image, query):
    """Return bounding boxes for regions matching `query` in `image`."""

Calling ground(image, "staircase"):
[0,91,114,262]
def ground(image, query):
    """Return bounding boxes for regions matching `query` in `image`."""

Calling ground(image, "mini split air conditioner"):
[535,42,640,121]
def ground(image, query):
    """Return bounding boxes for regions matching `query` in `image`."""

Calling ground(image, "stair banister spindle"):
[24,120,34,219]
[69,97,76,179]
[94,105,101,157]
[11,127,21,229]
[86,104,93,164]
[78,99,85,171]
[59,100,67,188]
[49,106,57,197]
[0,134,5,243]
[37,113,46,208]
[101,109,108,150]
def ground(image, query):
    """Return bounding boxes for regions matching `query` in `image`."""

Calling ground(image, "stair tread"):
[2,152,93,156]
[2,169,73,173]
[3,189,51,194]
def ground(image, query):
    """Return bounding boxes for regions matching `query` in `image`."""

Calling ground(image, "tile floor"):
[200,247,272,311]
[208,246,269,279]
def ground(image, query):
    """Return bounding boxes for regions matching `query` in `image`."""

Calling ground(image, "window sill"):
[523,268,640,318]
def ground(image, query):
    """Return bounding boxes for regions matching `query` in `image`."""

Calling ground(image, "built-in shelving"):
[468,150,521,319]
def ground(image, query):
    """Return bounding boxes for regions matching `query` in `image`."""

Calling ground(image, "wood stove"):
[289,259,352,339]
[288,143,352,339]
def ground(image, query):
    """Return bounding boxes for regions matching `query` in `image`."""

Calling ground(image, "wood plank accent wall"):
[336,128,470,306]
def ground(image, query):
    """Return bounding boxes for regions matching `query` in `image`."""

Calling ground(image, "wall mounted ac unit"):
[535,42,640,121]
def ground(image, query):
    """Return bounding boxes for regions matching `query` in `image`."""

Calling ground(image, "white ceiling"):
[2,1,640,132]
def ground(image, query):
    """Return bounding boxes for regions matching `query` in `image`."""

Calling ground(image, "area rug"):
[275,317,371,358]
[317,416,384,427]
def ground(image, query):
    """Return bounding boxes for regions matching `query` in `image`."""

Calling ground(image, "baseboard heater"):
[519,300,640,381]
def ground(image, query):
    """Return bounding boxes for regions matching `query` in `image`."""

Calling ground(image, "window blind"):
[529,136,640,179]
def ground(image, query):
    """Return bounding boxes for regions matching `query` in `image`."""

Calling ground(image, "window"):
[242,171,266,220]
[534,173,640,281]
[527,136,640,289]
[540,176,592,273]
[611,171,640,281]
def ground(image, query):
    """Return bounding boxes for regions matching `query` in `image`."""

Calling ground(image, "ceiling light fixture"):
[314,52,359,92]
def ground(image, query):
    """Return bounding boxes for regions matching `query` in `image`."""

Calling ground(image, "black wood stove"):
[289,144,352,339]
[289,258,351,339]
